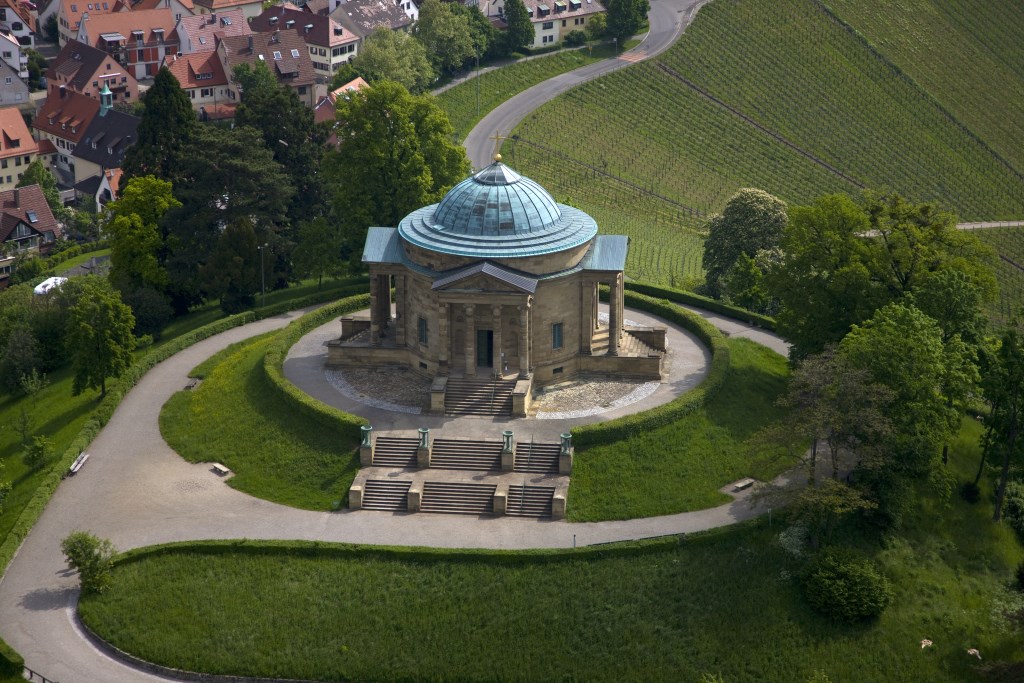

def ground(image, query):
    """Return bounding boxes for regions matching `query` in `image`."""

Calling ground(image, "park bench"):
[69,452,90,475]
[211,463,231,476]
[733,478,755,492]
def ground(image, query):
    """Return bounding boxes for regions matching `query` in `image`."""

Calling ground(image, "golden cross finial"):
[489,130,507,162]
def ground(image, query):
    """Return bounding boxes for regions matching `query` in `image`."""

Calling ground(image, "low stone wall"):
[578,354,662,379]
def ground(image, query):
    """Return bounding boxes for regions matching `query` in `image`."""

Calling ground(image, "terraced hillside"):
[507,0,1024,288]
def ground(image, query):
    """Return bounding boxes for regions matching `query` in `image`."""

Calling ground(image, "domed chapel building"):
[327,157,666,416]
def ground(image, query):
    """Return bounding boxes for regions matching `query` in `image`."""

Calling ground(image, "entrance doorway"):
[476,329,493,367]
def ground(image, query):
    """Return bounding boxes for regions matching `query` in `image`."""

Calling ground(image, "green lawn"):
[51,248,110,275]
[159,334,360,510]
[569,337,790,521]
[79,421,1023,682]
[436,43,621,141]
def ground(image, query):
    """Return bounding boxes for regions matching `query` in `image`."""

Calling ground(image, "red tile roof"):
[219,29,317,89]
[162,50,227,87]
[0,106,37,159]
[175,8,250,52]
[59,0,120,35]
[78,7,178,48]
[251,5,357,49]
[0,184,61,244]
[33,89,101,144]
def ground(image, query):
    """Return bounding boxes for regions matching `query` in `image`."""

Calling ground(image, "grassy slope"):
[507,0,1024,288]
[79,420,1023,682]
[569,337,790,521]
[159,334,359,510]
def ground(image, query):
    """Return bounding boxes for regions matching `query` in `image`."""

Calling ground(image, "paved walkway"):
[0,300,787,682]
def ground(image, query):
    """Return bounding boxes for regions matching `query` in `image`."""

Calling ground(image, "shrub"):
[22,435,52,470]
[960,481,981,504]
[802,548,892,622]
[564,30,587,46]
[1016,562,1024,592]
[1003,481,1024,538]
[61,531,117,594]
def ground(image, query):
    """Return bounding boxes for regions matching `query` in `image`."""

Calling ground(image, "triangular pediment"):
[431,261,537,293]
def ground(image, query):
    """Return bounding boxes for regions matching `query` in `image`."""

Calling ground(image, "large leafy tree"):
[121,67,196,184]
[415,0,475,74]
[502,0,534,53]
[293,217,343,289]
[234,62,327,224]
[66,277,136,397]
[605,0,649,45]
[702,188,787,296]
[105,175,180,294]
[201,219,260,314]
[351,28,435,93]
[984,322,1024,523]
[323,80,469,260]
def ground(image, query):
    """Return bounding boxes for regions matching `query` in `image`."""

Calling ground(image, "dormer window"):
[273,50,281,60]
[26,210,37,223]
[290,48,299,58]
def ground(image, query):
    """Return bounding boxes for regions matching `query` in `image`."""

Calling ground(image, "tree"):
[66,278,136,397]
[121,67,196,184]
[350,28,435,93]
[201,219,260,314]
[0,326,39,393]
[105,175,180,295]
[586,13,607,40]
[605,0,649,45]
[25,49,47,91]
[61,531,116,594]
[22,435,52,470]
[17,160,70,221]
[234,62,327,224]
[503,0,534,53]
[415,0,475,74]
[452,4,498,59]
[702,188,786,297]
[323,81,469,260]
[293,217,343,289]
[984,322,1024,523]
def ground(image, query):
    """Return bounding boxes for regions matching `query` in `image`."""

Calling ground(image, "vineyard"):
[974,227,1024,322]
[505,0,1024,292]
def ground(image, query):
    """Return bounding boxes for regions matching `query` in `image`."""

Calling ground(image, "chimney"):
[247,34,253,51]
[13,188,18,206]
[209,12,216,23]
[271,29,279,43]
[59,84,67,99]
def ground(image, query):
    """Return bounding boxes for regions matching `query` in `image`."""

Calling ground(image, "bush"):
[960,481,981,504]
[564,30,587,46]
[1003,481,1024,538]
[1016,562,1024,592]
[802,548,892,622]
[61,531,117,594]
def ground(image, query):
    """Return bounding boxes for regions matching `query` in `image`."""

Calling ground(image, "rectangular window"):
[552,322,564,350]
[418,317,428,344]
[542,21,553,29]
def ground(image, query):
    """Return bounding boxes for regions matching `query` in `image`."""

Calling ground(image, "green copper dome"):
[397,160,598,259]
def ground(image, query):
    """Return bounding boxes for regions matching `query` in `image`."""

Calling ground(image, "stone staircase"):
[360,479,411,511]
[430,439,503,471]
[590,327,662,357]
[506,485,555,517]
[420,482,496,515]
[444,377,516,416]
[372,437,418,468]
[513,442,561,474]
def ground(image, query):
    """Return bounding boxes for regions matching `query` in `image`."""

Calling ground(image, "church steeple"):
[99,81,112,116]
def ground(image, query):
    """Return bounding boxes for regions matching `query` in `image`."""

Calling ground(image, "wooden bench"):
[69,452,90,475]
[733,478,755,492]
[211,463,231,476]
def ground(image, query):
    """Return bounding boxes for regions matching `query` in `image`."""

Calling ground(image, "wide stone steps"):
[420,481,496,515]
[513,442,561,474]
[430,438,502,471]
[622,331,661,357]
[506,485,555,517]
[444,378,516,416]
[361,479,411,511]
[372,437,418,468]
[591,327,609,355]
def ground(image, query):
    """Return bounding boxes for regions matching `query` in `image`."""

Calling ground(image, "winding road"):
[0,3,736,680]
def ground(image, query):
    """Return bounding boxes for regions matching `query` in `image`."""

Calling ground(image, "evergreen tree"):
[121,67,196,184]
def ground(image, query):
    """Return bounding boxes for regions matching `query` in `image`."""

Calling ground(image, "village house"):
[251,4,357,78]
[174,8,248,53]
[484,0,604,48]
[133,0,195,24]
[72,85,137,200]
[0,0,36,47]
[0,59,29,105]
[217,30,317,107]
[46,39,140,102]
[33,86,99,179]
[57,0,124,46]
[190,0,261,21]
[162,50,232,119]
[0,29,27,80]
[76,7,178,79]
[0,184,62,283]
[0,106,37,190]
[319,0,411,36]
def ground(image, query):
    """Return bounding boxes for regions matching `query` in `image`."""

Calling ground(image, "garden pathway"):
[0,300,787,683]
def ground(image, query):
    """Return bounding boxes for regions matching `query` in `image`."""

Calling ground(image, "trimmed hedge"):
[261,294,371,443]
[43,240,110,272]
[571,291,731,448]
[625,282,776,330]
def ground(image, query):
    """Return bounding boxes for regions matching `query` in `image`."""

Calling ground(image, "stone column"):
[518,298,531,378]
[492,304,503,376]
[369,271,381,346]
[609,274,621,356]
[464,304,475,376]
[438,302,450,374]
[381,274,393,339]
[581,279,594,354]
[394,274,406,347]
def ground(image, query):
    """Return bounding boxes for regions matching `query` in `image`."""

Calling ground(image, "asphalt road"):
[464,0,709,169]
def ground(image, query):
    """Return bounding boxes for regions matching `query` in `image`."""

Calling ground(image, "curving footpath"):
[463,0,710,168]
[0,300,786,682]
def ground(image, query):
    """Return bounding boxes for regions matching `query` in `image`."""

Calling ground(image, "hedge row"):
[571,291,731,448]
[43,240,110,271]
[250,279,368,320]
[261,294,371,444]
[624,282,776,330]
